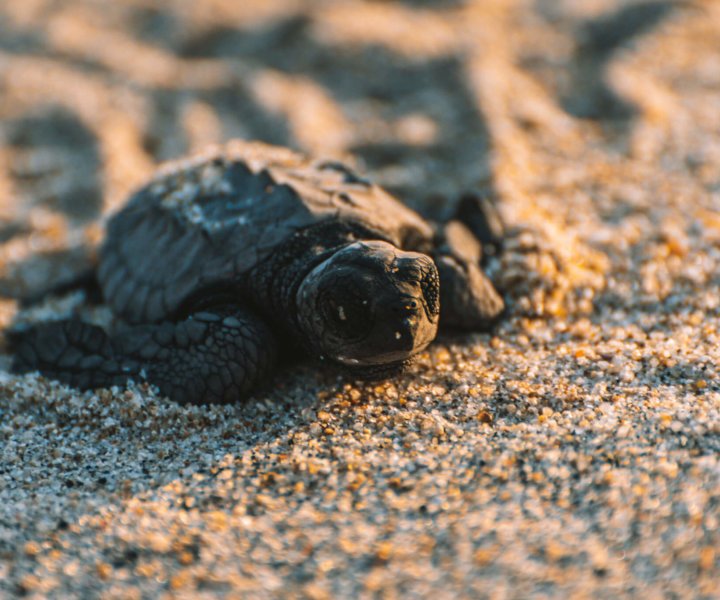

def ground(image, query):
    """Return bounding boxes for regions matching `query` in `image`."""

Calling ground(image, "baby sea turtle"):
[11,141,504,404]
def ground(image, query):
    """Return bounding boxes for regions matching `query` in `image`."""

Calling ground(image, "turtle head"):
[296,240,440,372]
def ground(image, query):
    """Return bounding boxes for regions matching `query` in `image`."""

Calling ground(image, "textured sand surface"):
[1,0,719,597]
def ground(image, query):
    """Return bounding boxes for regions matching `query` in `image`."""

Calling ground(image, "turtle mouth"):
[335,356,412,381]
[333,346,414,367]
[334,354,366,366]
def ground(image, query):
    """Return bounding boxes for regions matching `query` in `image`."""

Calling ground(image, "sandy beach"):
[0,0,719,597]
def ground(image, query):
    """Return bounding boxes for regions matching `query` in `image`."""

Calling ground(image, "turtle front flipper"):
[11,320,136,390]
[454,193,505,264]
[433,220,504,330]
[117,308,278,404]
[11,307,277,404]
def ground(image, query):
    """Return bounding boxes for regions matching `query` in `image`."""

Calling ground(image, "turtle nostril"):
[388,296,422,317]
[392,298,419,315]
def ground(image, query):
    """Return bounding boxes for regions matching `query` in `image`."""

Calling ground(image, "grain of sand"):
[0,0,719,597]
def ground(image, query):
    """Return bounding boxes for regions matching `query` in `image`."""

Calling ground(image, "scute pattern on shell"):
[99,141,433,324]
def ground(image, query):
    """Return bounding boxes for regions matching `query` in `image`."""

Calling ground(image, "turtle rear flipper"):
[11,307,277,404]
[0,245,101,307]
[18,266,102,307]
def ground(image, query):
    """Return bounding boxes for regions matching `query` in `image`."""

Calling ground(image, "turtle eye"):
[323,292,372,340]
[396,265,421,285]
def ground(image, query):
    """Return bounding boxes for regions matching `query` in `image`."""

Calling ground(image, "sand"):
[0,0,718,597]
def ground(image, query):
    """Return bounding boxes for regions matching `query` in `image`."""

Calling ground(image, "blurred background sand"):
[0,0,719,597]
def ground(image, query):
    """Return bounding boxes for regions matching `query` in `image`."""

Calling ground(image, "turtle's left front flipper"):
[10,307,277,404]
[433,220,504,330]
[10,320,140,391]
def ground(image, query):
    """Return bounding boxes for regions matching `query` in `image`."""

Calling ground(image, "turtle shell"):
[98,140,434,323]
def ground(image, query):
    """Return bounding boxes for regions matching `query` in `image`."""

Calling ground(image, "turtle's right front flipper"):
[432,220,504,330]
[10,308,277,404]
